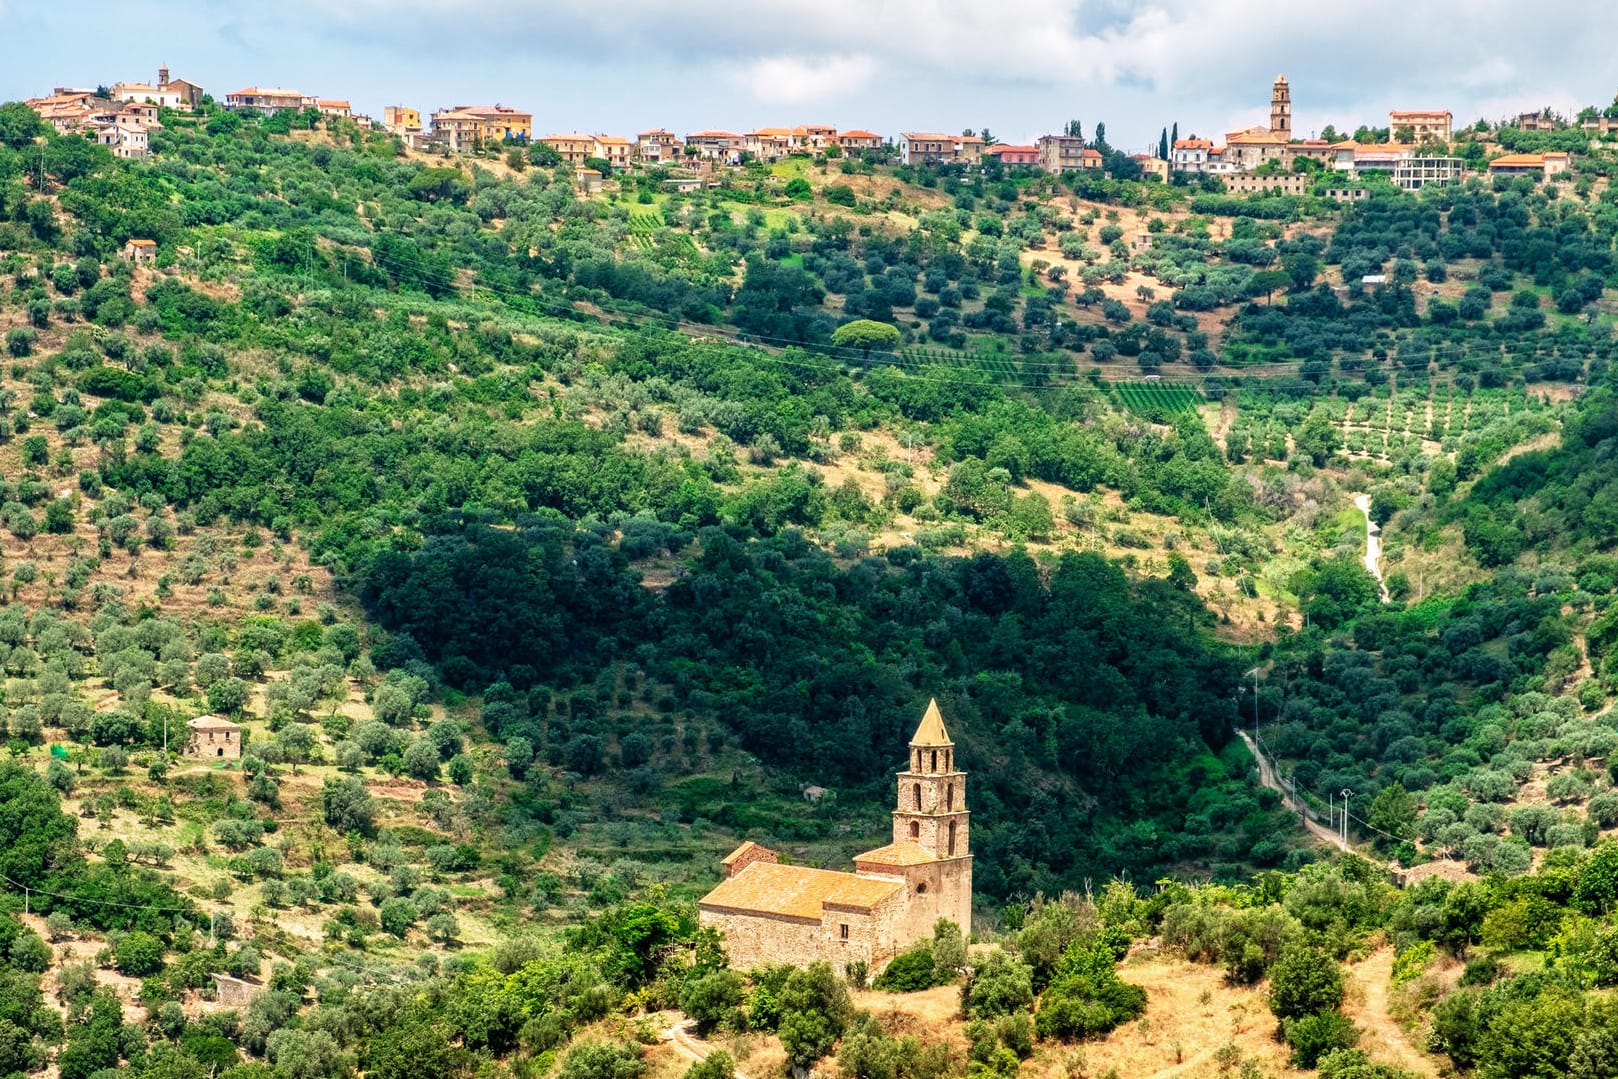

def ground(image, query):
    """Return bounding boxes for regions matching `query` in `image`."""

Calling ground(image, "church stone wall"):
[702,897,902,976]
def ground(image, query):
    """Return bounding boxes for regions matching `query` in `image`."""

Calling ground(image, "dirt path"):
[664,1020,752,1079]
[1345,950,1439,1078]
[1238,731,1346,851]
[1352,494,1391,604]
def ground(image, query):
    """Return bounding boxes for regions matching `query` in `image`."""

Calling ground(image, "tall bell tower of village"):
[884,699,973,932]
[1271,74,1292,137]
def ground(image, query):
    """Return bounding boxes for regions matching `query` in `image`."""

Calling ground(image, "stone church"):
[698,700,972,975]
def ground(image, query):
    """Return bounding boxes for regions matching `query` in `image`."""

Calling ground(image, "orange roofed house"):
[699,700,973,976]
[1488,152,1571,179]
[836,130,884,152]
[985,144,1039,166]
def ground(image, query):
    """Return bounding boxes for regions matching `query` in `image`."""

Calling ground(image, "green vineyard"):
[1112,381,1205,419]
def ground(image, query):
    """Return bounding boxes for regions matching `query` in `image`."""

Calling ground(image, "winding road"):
[1237,730,1346,851]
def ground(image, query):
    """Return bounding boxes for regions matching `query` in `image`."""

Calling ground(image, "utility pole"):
[1340,789,1353,846]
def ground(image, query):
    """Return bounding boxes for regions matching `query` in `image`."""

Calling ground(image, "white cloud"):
[10,0,1618,150]
[730,54,878,107]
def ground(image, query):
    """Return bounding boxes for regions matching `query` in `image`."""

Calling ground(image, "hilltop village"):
[23,67,1614,192]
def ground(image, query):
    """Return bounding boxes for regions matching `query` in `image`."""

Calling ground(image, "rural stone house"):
[699,700,972,977]
[185,716,243,760]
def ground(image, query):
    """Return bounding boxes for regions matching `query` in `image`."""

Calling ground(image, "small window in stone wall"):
[909,821,920,840]
[916,882,927,894]
[840,923,849,939]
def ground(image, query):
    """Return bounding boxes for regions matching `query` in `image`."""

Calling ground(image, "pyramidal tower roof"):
[911,698,952,746]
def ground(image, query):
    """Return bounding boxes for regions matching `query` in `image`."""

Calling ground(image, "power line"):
[0,871,195,914]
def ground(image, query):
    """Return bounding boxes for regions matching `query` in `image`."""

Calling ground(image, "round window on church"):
[916,882,927,894]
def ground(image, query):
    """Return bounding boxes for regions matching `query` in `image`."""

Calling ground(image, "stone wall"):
[703,903,889,976]
[213,974,260,1006]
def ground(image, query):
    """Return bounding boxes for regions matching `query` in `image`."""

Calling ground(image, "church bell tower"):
[893,700,971,863]
[1270,74,1291,137]
[887,699,972,934]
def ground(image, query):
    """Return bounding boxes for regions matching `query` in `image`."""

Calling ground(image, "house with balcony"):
[1389,109,1452,143]
[94,120,153,159]
[636,129,684,164]
[686,130,746,163]
[1036,133,1087,172]
[984,144,1038,166]
[1390,157,1466,190]
[225,87,307,113]
[745,129,797,161]
[836,130,884,152]
[1488,151,1571,179]
[433,106,532,151]
[1171,136,1214,173]
[539,134,597,166]
[593,135,632,171]
[899,132,964,166]
[1330,141,1413,175]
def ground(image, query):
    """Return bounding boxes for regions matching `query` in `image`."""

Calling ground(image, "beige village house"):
[699,700,972,977]
[185,715,243,760]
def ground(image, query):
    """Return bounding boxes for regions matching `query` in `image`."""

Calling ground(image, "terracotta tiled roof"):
[1389,110,1451,119]
[1080,148,1103,160]
[984,145,1036,154]
[720,840,773,866]
[700,862,900,920]
[687,130,740,138]
[901,132,958,141]
[1174,138,1213,150]
[594,135,631,145]
[912,699,952,746]
[1489,153,1547,167]
[855,842,938,867]
[188,714,240,729]
[839,130,880,139]
[1226,128,1284,145]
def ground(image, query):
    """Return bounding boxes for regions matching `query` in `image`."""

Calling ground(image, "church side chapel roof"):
[720,840,771,866]
[700,861,901,920]
[912,698,952,746]
[854,841,938,867]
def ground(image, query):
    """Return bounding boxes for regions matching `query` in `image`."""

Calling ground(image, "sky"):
[2,0,1615,150]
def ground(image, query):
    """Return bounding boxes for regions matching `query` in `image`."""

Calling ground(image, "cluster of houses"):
[22,65,206,159]
[20,66,1587,193]
[1168,75,1572,193]
[24,67,357,159]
